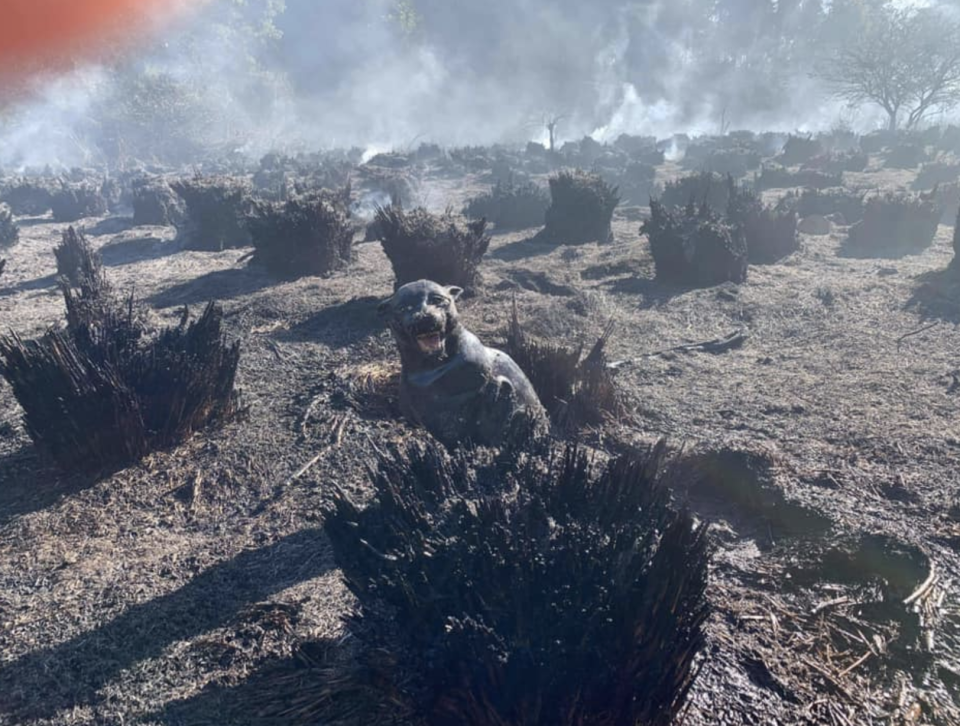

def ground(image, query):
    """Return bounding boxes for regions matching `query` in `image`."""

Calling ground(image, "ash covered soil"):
[1,159,960,725]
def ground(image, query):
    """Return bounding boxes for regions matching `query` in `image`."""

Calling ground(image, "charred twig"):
[903,562,937,606]
[896,322,939,349]
[612,330,748,366]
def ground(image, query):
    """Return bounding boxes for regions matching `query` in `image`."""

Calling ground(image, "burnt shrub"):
[842,193,941,258]
[462,177,549,230]
[132,177,186,226]
[54,227,103,287]
[779,135,823,165]
[0,242,241,473]
[539,169,619,244]
[727,183,799,264]
[643,200,748,286]
[376,205,490,293]
[617,161,660,205]
[883,143,928,169]
[756,165,842,191]
[659,171,731,213]
[861,130,897,154]
[170,175,254,251]
[503,306,624,433]
[936,183,960,225]
[0,179,53,216]
[780,187,867,225]
[702,148,763,178]
[0,203,18,248]
[246,189,354,278]
[0,258,5,277]
[50,182,109,222]
[357,165,418,207]
[913,162,960,191]
[324,436,711,726]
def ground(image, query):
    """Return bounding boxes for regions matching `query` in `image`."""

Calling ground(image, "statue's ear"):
[377,296,394,316]
[446,286,464,301]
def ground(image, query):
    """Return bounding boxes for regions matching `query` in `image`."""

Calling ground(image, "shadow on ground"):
[285,296,384,346]
[0,444,93,527]
[149,267,276,308]
[99,235,177,268]
[151,637,390,726]
[0,528,335,723]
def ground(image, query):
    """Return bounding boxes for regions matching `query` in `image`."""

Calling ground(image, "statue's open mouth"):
[416,331,444,354]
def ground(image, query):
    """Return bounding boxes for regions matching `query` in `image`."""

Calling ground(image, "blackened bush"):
[861,130,897,154]
[913,162,960,191]
[702,148,762,177]
[0,242,242,472]
[756,165,842,191]
[357,165,418,207]
[727,183,799,264]
[781,187,867,225]
[171,175,254,251]
[884,143,928,169]
[539,169,619,244]
[50,182,108,222]
[55,227,103,287]
[659,171,731,213]
[132,177,187,226]
[936,183,960,225]
[504,306,623,432]
[463,177,549,230]
[842,193,941,258]
[643,200,748,286]
[246,189,354,277]
[0,179,53,216]
[0,203,18,248]
[779,135,823,165]
[324,436,711,726]
[618,161,660,204]
[376,205,490,293]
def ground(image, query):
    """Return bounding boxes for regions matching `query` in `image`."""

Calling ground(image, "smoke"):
[0,0,957,171]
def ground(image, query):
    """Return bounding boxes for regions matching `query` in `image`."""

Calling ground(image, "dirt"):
[1,161,959,726]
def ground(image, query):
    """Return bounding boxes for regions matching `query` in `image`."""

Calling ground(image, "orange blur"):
[1,0,183,86]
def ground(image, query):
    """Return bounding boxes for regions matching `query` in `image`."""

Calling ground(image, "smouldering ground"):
[1,166,959,725]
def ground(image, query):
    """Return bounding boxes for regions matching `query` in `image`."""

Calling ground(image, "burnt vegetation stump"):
[538,169,619,244]
[132,177,186,226]
[462,176,549,230]
[170,175,254,251]
[842,192,942,258]
[0,179,53,216]
[659,171,731,213]
[0,239,242,473]
[644,200,748,286]
[0,203,18,248]
[376,205,490,293]
[54,227,103,288]
[727,182,799,264]
[246,189,354,278]
[50,182,108,223]
[324,437,711,726]
[503,306,624,433]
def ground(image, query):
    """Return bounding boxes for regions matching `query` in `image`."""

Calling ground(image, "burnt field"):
[2,131,960,726]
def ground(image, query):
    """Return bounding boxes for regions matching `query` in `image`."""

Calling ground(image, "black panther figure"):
[379,280,547,446]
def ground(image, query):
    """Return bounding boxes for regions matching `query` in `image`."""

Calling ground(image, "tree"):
[816,4,960,131]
